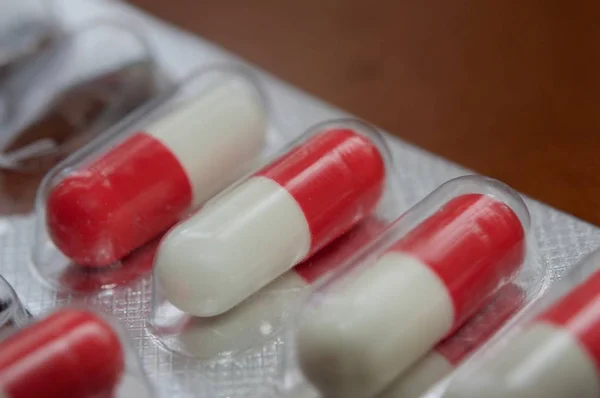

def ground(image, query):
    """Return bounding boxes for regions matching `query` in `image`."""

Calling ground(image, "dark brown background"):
[132,0,600,225]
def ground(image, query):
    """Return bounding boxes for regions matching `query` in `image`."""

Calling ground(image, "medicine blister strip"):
[0,1,598,397]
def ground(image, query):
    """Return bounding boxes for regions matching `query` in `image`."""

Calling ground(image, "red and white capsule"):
[155,127,386,316]
[378,284,525,398]
[444,254,600,398]
[0,308,124,398]
[296,192,527,398]
[46,77,267,267]
[172,218,386,357]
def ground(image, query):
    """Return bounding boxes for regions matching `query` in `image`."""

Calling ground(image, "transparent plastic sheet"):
[283,176,549,398]
[0,306,155,397]
[32,65,280,293]
[0,1,598,398]
[0,21,165,216]
[428,249,600,398]
[147,118,404,361]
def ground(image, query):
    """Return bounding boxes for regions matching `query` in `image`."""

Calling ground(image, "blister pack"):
[1,1,599,398]
[32,103,408,394]
[283,176,549,398]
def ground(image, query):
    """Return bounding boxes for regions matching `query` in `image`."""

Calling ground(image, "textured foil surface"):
[0,1,599,397]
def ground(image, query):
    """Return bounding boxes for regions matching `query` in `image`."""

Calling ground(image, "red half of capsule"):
[0,309,124,398]
[257,128,386,257]
[391,194,526,331]
[537,268,600,372]
[294,217,387,284]
[46,132,193,267]
[436,283,525,365]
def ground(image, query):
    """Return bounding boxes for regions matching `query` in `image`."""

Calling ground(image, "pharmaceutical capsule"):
[444,264,600,398]
[296,193,526,398]
[378,284,524,398]
[47,77,267,266]
[175,219,386,357]
[0,308,124,398]
[156,127,386,316]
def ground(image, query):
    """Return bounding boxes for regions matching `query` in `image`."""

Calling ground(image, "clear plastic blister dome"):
[0,306,155,397]
[0,275,30,335]
[433,248,600,398]
[0,21,164,216]
[283,175,549,398]
[146,119,404,369]
[31,64,283,294]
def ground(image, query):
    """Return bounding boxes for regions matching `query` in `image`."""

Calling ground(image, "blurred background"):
[130,0,600,225]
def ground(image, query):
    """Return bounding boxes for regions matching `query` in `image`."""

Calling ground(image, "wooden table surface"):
[132,0,600,226]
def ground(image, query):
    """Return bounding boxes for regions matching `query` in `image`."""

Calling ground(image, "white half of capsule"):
[178,271,307,357]
[295,252,455,398]
[377,352,453,398]
[443,322,600,398]
[156,176,312,316]
[146,77,267,207]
